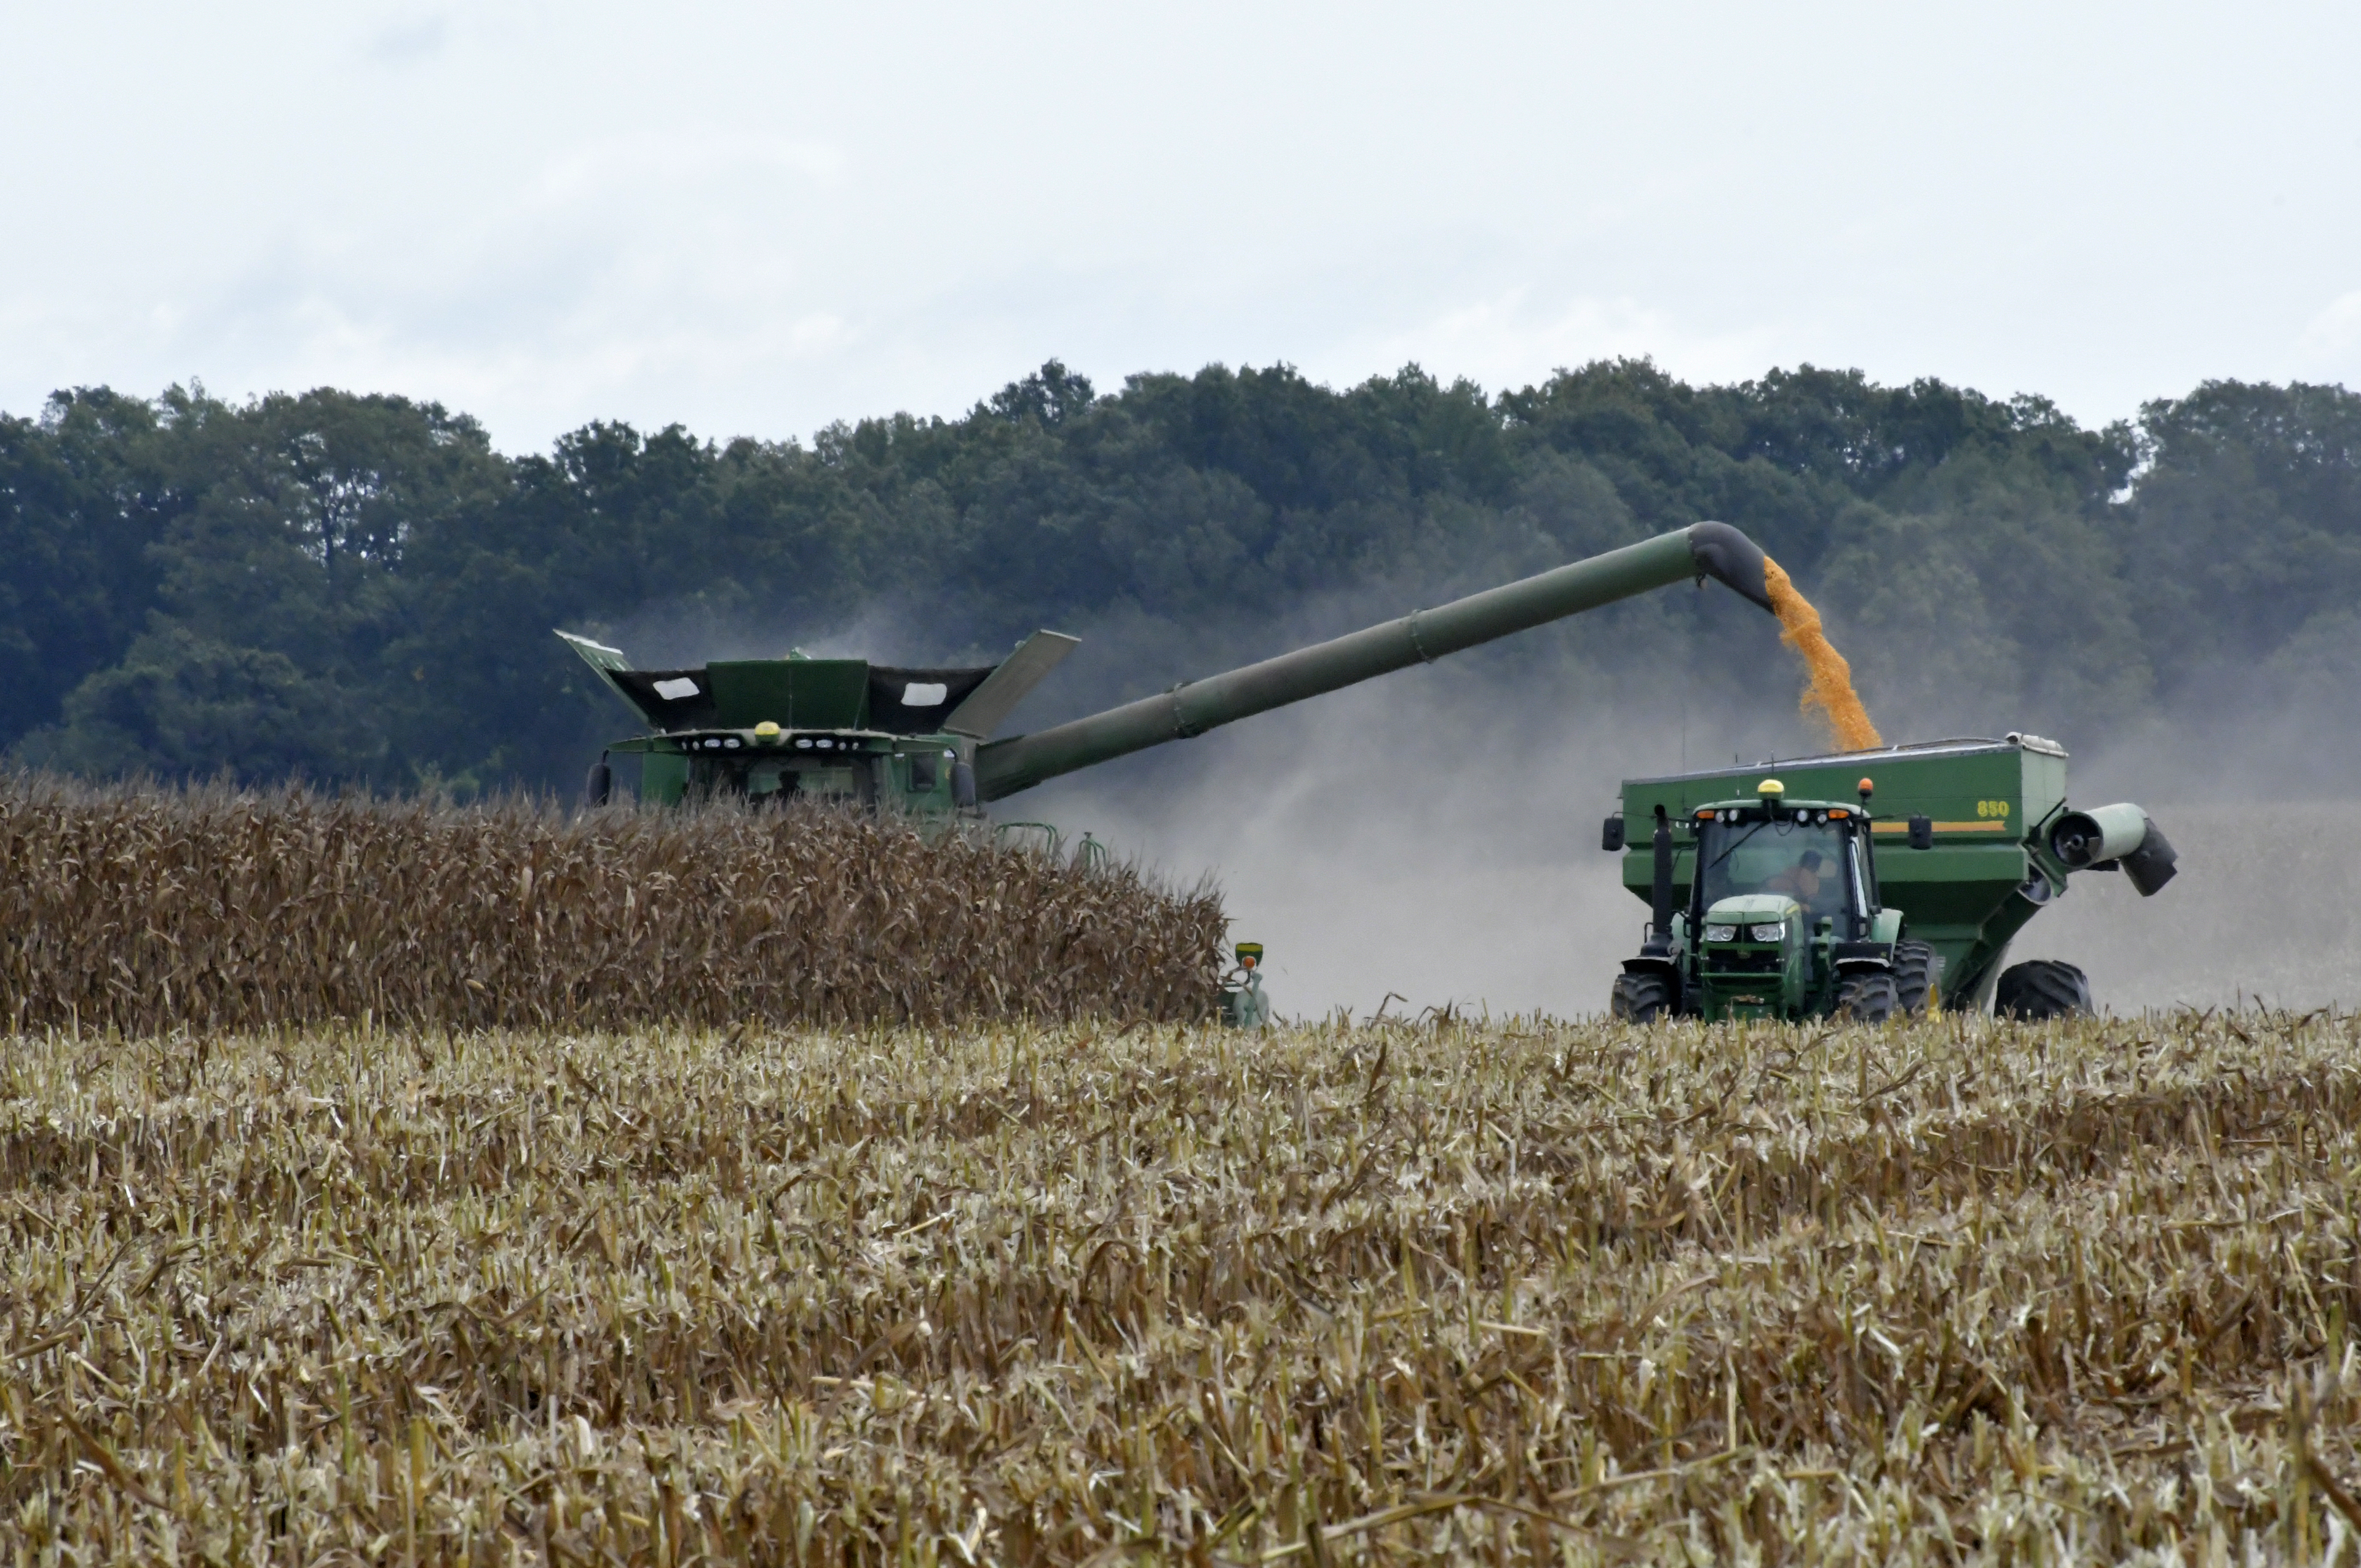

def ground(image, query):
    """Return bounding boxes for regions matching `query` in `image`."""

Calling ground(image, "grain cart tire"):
[1835,970,1898,1023]
[1993,959,2092,1020]
[1892,940,1944,1016]
[1612,972,1675,1023]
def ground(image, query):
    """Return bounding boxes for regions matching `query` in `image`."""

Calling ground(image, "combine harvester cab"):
[1607,735,2177,1022]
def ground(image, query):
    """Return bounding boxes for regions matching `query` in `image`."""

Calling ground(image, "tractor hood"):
[1703,893,1801,929]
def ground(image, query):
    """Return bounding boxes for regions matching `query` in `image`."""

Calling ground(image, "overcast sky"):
[6,2,2356,452]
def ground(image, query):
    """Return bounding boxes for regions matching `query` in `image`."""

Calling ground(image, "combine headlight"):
[1704,924,1738,943]
[1749,922,1786,943]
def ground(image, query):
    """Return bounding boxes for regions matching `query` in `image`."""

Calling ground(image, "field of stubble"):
[6,1008,2361,1566]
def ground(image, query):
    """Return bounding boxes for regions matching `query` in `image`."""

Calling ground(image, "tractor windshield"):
[1695,815,1863,929]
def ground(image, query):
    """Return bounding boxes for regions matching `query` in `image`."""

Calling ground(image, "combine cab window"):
[1696,817,1861,927]
[690,753,874,804]
[795,766,861,800]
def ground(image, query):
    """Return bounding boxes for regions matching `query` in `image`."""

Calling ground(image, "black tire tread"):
[1892,939,1944,1016]
[1835,969,1897,1023]
[1612,971,1675,1023]
[1994,959,2092,1020]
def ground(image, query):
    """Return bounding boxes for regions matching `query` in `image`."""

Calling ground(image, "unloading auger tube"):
[973,522,1774,801]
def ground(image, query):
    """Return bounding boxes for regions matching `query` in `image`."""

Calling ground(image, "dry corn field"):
[0,780,1223,1033]
[9,1012,2361,1564]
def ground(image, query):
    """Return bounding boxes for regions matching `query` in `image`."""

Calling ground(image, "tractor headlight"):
[1704,924,1738,943]
[1749,922,1786,943]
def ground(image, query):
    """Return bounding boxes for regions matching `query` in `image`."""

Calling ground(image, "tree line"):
[2,358,2353,795]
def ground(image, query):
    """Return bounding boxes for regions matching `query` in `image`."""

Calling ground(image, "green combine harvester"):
[560,521,1777,814]
[1604,742,2175,1022]
[560,518,2174,1019]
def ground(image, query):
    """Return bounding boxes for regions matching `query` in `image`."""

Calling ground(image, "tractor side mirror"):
[1907,815,1934,850]
[1600,815,1626,852]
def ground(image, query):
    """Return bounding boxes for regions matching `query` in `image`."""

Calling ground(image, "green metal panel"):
[706,660,871,730]
[640,751,688,804]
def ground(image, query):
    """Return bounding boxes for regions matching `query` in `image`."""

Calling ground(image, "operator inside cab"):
[1766,850,1832,902]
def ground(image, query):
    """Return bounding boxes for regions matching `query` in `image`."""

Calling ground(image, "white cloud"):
[4,2,2359,446]
[364,12,448,66]
[2300,290,2361,360]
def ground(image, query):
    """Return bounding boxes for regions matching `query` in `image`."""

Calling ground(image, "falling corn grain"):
[1764,556,1882,751]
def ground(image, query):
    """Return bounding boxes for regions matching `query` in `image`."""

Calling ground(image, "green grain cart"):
[1604,740,2177,1023]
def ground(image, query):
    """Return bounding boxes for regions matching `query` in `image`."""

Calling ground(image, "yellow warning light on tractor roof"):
[1757,778,1784,796]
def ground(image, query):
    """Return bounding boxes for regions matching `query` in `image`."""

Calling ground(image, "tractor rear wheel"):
[1611,972,1675,1023]
[1835,969,1898,1023]
[1892,940,1943,1016]
[1994,959,2092,1020]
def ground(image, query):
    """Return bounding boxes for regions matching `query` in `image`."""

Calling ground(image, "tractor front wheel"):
[1611,972,1675,1023]
[1835,970,1898,1023]
[1892,940,1943,1016]
[1994,959,2092,1020]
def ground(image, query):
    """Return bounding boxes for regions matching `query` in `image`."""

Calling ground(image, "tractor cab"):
[1691,793,1877,939]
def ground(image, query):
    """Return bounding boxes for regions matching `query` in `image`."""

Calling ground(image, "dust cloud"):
[1021,671,1809,1021]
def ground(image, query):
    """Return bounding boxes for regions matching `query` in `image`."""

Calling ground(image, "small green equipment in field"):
[1604,735,2177,1023]
[1219,943,1270,1029]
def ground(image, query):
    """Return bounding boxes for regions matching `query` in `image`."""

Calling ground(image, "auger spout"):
[974,521,1772,801]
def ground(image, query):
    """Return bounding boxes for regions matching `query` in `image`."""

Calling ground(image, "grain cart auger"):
[559,520,1781,820]
[1603,737,2177,1024]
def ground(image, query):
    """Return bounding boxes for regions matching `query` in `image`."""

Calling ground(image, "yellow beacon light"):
[754,721,782,742]
[1757,778,1784,798]
[1235,942,1263,969]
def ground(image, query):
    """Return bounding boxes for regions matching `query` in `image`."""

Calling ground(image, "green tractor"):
[1605,737,2177,1023]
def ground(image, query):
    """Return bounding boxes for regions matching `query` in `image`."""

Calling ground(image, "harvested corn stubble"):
[6,1009,2361,1562]
[0,775,1224,1032]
